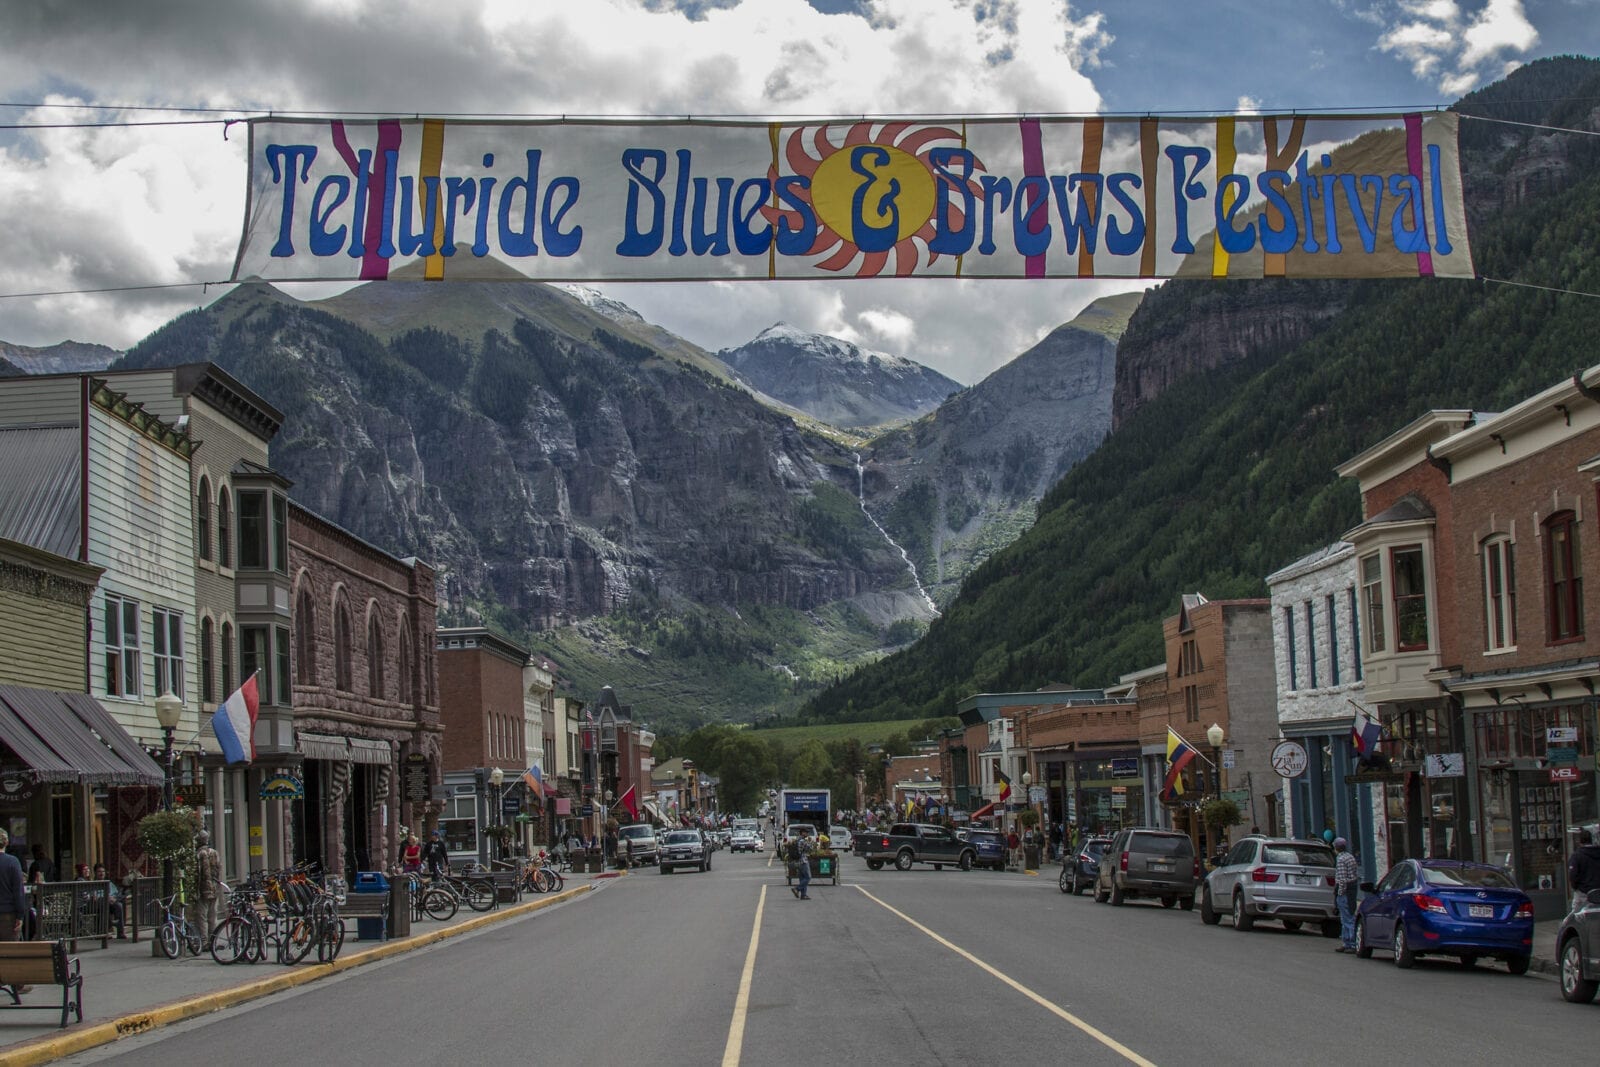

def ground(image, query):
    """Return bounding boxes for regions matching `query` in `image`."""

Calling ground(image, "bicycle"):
[405,870,459,922]
[520,852,565,894]
[433,868,495,912]
[155,890,203,959]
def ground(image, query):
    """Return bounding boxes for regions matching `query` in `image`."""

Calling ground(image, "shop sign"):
[1271,740,1308,780]
[1223,789,1251,807]
[171,783,207,808]
[0,774,37,802]
[1110,787,1127,809]
[1546,746,1579,766]
[404,753,430,804]
[1221,749,1236,770]
[580,804,594,816]
[1344,769,1406,784]
[1028,785,1047,803]
[501,792,522,817]
[1547,726,1579,745]
[1550,766,1582,783]
[1422,753,1465,779]
[1110,758,1139,779]
[259,774,305,800]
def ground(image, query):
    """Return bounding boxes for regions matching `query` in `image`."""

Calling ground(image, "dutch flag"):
[209,674,260,765]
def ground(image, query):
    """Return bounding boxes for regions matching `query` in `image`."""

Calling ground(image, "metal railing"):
[24,880,112,951]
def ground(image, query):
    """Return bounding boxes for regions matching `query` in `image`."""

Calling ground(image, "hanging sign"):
[1423,753,1465,778]
[259,774,305,800]
[234,113,1471,285]
[1271,740,1309,779]
[1550,766,1582,783]
[404,753,431,804]
[0,774,37,802]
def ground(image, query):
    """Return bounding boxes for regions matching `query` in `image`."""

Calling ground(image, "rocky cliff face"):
[114,283,912,632]
[714,323,962,430]
[864,292,1142,601]
[0,339,120,376]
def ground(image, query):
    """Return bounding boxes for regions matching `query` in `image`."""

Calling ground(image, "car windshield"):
[1262,844,1336,867]
[1083,840,1109,857]
[1130,833,1193,857]
[619,826,653,839]
[967,831,1003,844]
[662,831,699,844]
[1420,864,1514,888]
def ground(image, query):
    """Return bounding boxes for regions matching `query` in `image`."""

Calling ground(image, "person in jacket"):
[1333,837,1360,954]
[423,830,450,879]
[0,829,24,943]
[1569,828,1600,914]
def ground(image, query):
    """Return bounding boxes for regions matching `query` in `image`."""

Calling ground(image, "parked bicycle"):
[432,867,495,913]
[155,888,204,959]
[402,870,459,922]
[520,852,566,894]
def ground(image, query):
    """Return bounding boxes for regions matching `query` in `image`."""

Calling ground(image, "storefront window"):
[441,792,478,855]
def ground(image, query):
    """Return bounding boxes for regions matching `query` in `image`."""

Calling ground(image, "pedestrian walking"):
[1569,828,1600,914]
[196,832,223,947]
[0,829,28,995]
[1049,822,1063,862]
[401,834,423,874]
[423,829,450,879]
[1333,837,1359,953]
[790,835,813,900]
[1006,828,1021,871]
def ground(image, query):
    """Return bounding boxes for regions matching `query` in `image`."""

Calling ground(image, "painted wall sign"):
[235,113,1471,285]
[0,775,37,802]
[1423,753,1465,778]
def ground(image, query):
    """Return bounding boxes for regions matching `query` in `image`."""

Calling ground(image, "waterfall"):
[855,452,939,616]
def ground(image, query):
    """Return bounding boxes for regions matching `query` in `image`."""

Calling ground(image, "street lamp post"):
[1205,723,1225,797]
[153,692,183,916]
[488,767,504,865]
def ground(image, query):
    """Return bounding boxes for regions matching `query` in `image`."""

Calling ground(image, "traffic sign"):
[1550,766,1581,783]
[1221,749,1236,770]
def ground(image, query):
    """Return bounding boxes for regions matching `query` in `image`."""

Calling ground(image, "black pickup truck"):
[856,823,978,871]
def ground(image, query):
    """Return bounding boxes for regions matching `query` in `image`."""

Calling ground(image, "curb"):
[2,884,595,1066]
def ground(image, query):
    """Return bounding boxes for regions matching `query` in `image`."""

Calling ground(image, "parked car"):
[730,829,762,853]
[857,823,978,871]
[1556,888,1600,1003]
[616,823,660,866]
[1093,827,1198,908]
[658,829,710,874]
[1200,836,1341,936]
[1355,858,1533,973]
[963,828,1009,871]
[829,825,855,853]
[1060,836,1113,894]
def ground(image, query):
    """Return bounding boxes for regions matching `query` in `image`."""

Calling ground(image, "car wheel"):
[1231,891,1254,931]
[1561,937,1600,1003]
[866,860,884,871]
[958,851,974,872]
[1178,894,1194,911]
[1059,867,1071,893]
[1505,955,1530,976]
[1160,896,1177,909]
[659,865,669,874]
[1093,877,1109,904]
[1281,920,1302,933]
[895,850,914,872]
[1109,880,1125,907]
[1393,923,1416,968]
[1459,954,1478,968]
[1355,917,1373,958]
[1200,886,1220,925]
[933,864,942,871]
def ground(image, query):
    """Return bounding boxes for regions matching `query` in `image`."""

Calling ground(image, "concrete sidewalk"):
[0,873,607,1064]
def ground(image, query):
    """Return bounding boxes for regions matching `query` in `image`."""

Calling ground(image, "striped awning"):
[0,684,163,786]
[296,732,349,762]
[347,737,392,765]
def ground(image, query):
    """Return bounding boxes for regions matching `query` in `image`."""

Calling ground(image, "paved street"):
[57,850,1587,1066]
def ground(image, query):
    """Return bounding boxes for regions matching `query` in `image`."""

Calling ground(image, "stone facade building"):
[288,502,439,878]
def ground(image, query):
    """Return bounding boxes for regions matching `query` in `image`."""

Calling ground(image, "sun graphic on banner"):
[766,122,982,277]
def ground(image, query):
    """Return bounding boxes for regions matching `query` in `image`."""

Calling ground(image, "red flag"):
[615,784,639,821]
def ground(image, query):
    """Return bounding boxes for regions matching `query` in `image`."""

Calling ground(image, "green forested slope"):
[799,57,1600,725]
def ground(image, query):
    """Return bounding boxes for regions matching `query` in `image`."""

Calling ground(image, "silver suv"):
[617,823,659,866]
[658,829,710,874]
[1200,836,1340,936]
[1094,828,1198,909]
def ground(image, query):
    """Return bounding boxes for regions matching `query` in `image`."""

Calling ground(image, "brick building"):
[437,627,530,865]
[1136,594,1276,857]
[288,503,439,879]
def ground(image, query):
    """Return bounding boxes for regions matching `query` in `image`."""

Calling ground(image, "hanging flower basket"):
[136,806,203,861]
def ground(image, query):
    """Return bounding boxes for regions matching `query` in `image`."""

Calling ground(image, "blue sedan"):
[1355,859,1533,973]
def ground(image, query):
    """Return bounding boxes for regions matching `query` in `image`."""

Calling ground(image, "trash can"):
[388,877,411,939]
[353,872,389,942]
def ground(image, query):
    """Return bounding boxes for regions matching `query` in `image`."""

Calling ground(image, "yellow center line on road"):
[852,885,1157,1067]
[720,882,768,1067]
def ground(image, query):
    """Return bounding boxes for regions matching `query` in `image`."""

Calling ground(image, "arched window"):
[200,617,215,703]
[220,621,234,696]
[367,611,385,699]
[333,596,353,692]
[1544,511,1584,642]
[197,477,212,561]
[217,488,232,568]
[397,626,413,705]
[295,584,317,685]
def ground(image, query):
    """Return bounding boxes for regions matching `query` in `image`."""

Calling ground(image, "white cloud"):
[1373,0,1538,94]
[0,0,1124,382]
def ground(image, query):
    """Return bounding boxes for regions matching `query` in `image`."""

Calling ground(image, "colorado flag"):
[210,674,259,765]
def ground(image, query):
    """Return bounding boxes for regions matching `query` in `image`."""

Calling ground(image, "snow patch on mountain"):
[557,284,646,324]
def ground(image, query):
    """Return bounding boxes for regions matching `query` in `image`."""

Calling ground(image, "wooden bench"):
[481,870,521,907]
[0,941,82,1029]
[340,893,390,940]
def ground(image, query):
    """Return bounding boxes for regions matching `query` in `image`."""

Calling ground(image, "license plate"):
[1149,863,1172,872]
[1291,875,1316,886]
[1469,904,1493,918]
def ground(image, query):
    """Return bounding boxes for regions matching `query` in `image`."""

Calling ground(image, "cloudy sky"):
[1,0,1593,383]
